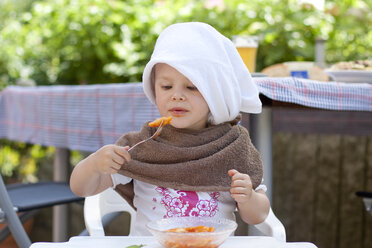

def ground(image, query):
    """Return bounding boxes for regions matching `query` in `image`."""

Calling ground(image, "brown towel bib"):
[114,119,263,208]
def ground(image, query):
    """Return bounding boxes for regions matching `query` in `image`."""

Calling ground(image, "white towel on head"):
[142,22,262,124]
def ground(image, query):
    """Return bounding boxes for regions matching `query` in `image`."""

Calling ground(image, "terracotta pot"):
[0,216,34,247]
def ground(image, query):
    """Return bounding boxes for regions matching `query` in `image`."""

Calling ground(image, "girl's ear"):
[207,112,214,125]
[151,67,156,97]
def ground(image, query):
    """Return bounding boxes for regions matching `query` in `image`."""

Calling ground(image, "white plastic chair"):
[254,208,286,242]
[84,187,286,242]
[84,187,136,236]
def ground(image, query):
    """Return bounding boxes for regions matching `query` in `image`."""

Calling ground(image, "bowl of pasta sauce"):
[146,217,237,248]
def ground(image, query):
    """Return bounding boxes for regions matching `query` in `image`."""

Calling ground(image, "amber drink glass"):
[233,35,258,73]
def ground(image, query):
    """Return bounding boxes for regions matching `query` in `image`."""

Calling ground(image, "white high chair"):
[84,187,286,242]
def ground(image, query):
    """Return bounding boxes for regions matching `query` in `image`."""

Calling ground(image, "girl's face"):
[154,63,210,130]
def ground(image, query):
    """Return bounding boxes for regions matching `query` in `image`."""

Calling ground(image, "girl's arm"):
[70,145,131,197]
[228,169,270,224]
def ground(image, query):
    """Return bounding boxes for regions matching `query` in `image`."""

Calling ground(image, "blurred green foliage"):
[0,139,83,183]
[0,140,52,183]
[0,0,371,87]
[0,0,371,181]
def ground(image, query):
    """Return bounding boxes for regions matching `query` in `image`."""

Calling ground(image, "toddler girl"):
[70,22,270,236]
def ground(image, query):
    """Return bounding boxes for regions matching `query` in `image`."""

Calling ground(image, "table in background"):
[1,77,371,240]
[30,236,318,248]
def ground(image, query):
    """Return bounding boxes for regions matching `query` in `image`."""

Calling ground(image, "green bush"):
[1,0,371,87]
[0,139,84,183]
[0,141,51,183]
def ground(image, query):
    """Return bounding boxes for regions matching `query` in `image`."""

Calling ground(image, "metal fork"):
[128,120,164,152]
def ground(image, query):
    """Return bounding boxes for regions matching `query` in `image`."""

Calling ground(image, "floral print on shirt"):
[155,187,220,218]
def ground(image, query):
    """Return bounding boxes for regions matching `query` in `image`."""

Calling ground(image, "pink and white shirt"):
[111,174,266,236]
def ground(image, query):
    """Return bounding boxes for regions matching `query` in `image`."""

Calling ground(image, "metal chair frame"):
[0,175,83,248]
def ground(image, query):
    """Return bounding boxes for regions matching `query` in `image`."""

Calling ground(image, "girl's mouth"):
[170,107,188,116]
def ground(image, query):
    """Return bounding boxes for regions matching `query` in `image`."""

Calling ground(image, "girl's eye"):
[187,86,198,91]
[161,85,172,89]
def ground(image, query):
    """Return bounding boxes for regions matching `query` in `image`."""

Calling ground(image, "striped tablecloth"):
[1,77,371,152]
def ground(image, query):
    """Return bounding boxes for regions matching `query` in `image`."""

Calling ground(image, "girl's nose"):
[171,93,185,101]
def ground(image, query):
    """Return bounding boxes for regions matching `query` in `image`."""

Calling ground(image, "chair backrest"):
[84,187,286,242]
[84,188,136,236]
[0,175,32,248]
[254,208,286,242]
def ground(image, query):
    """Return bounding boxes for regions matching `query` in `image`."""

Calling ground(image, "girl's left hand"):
[228,169,253,204]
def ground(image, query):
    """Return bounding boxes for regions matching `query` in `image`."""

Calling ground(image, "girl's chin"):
[169,120,190,129]
[169,122,185,129]
[170,122,206,130]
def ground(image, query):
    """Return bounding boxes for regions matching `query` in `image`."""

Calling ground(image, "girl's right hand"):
[90,145,131,174]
